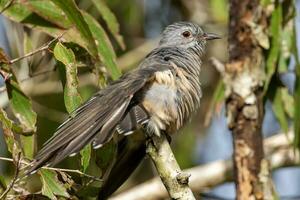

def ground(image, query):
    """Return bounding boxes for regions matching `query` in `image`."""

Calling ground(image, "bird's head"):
[159,22,220,51]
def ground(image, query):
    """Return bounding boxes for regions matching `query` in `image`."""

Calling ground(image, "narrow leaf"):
[26,0,72,28]
[83,12,121,79]
[0,108,22,154]
[264,4,282,92]
[0,1,89,59]
[91,0,125,49]
[50,0,98,58]
[272,88,289,133]
[80,144,91,172]
[40,169,70,200]
[6,78,37,133]
[54,42,82,114]
[293,24,300,149]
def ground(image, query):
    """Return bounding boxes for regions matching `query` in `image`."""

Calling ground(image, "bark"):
[146,133,195,200]
[226,0,268,199]
[110,132,298,200]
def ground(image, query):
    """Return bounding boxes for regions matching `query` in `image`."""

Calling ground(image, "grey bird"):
[27,22,220,198]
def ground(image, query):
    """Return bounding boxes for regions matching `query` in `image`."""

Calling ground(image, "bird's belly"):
[142,83,178,135]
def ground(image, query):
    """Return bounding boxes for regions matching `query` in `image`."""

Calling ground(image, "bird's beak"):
[201,32,221,40]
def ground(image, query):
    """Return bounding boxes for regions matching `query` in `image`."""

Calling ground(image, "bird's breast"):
[142,67,201,135]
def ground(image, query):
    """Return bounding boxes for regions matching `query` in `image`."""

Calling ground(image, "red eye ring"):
[182,31,191,38]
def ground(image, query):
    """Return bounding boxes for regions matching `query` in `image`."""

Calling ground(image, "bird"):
[26,21,220,198]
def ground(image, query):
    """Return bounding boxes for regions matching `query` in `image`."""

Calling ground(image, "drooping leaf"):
[293,25,300,149]
[272,88,289,133]
[54,42,82,114]
[80,144,91,172]
[281,88,294,118]
[50,0,98,58]
[91,0,125,49]
[6,78,37,133]
[0,1,88,54]
[6,76,37,158]
[25,0,72,28]
[264,4,282,92]
[0,108,22,154]
[40,169,70,200]
[83,12,121,79]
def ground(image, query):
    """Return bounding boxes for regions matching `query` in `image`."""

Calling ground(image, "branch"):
[146,133,196,200]
[0,152,21,199]
[110,132,298,200]
[0,156,102,182]
[8,33,65,65]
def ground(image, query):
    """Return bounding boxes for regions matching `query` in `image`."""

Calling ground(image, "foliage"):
[0,0,123,199]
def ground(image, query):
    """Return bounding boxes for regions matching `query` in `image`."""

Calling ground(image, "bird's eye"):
[182,31,191,38]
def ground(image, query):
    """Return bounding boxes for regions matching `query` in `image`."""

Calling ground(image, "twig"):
[0,152,21,199]
[0,156,102,182]
[110,132,297,200]
[0,0,14,15]
[146,133,196,200]
[8,33,65,65]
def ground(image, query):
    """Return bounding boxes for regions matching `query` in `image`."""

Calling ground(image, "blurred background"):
[0,0,299,199]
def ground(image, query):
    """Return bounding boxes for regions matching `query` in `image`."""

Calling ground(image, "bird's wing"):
[27,63,171,174]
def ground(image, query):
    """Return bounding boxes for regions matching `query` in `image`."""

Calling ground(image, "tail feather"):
[98,134,146,200]
[26,92,133,174]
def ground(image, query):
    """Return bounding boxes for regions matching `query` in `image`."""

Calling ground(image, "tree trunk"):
[226,0,268,199]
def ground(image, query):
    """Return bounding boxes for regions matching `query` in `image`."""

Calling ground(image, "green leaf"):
[272,88,289,133]
[50,0,98,58]
[83,12,121,79]
[25,0,72,28]
[80,144,91,172]
[91,0,125,49]
[0,108,22,154]
[54,42,82,114]
[40,169,70,200]
[281,88,294,118]
[293,25,300,149]
[0,1,90,60]
[6,79,37,133]
[264,4,282,92]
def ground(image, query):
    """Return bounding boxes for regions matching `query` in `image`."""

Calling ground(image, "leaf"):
[54,42,82,114]
[264,4,282,92]
[0,108,22,154]
[25,0,72,28]
[281,88,294,118]
[6,78,37,133]
[272,88,289,133]
[40,169,70,200]
[0,1,90,61]
[80,144,91,172]
[83,12,121,79]
[91,0,125,49]
[293,25,300,149]
[50,0,98,58]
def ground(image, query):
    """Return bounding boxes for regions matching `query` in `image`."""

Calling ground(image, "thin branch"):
[146,133,196,200]
[0,152,21,199]
[110,132,298,200]
[0,156,102,182]
[8,33,65,65]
